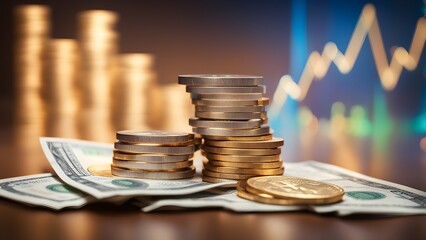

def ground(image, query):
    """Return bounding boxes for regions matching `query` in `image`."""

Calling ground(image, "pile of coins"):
[237,176,345,205]
[111,130,196,180]
[178,75,284,183]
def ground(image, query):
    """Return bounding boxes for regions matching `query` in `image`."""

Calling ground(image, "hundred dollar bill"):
[136,161,426,216]
[0,173,93,210]
[40,137,233,199]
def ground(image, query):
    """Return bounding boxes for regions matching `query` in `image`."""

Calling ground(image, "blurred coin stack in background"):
[14,5,50,131]
[78,10,118,141]
[113,54,156,131]
[111,130,196,179]
[179,75,284,183]
[45,39,78,138]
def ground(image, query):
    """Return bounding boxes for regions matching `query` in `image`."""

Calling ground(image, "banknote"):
[135,161,426,216]
[39,137,233,199]
[0,173,93,210]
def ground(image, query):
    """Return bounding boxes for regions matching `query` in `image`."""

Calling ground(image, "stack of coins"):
[77,10,118,141]
[113,54,155,131]
[45,39,78,138]
[111,130,197,180]
[178,75,284,183]
[237,176,345,205]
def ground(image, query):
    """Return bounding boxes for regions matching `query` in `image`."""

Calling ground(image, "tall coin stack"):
[111,130,196,179]
[78,10,118,141]
[178,75,284,183]
[14,5,50,128]
[45,39,78,138]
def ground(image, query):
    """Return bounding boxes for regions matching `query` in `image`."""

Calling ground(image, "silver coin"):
[195,105,265,113]
[114,142,195,155]
[178,74,263,86]
[186,86,265,94]
[112,159,193,170]
[191,93,263,100]
[192,98,269,106]
[195,111,267,120]
[113,151,193,162]
[189,118,264,129]
[111,165,196,180]
[193,125,270,137]
[116,130,194,144]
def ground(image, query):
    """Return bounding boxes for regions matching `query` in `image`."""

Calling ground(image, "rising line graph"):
[269,4,426,118]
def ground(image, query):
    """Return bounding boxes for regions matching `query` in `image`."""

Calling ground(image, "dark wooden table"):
[0,125,425,240]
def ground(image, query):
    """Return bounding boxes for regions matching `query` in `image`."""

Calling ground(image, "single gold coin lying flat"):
[195,111,267,120]
[203,152,281,162]
[191,93,263,100]
[204,137,284,149]
[203,163,284,175]
[113,158,193,170]
[206,159,283,169]
[114,141,195,155]
[195,105,266,113]
[202,169,256,180]
[189,118,264,129]
[186,86,265,94]
[111,165,196,180]
[203,134,273,141]
[192,98,269,107]
[87,164,114,177]
[237,180,315,205]
[202,175,237,185]
[116,130,194,144]
[193,125,270,137]
[202,145,281,156]
[246,176,345,204]
[178,74,263,86]
[113,151,193,162]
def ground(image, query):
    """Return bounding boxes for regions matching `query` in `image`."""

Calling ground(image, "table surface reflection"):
[0,125,425,240]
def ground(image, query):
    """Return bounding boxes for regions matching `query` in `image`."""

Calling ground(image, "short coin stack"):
[111,130,196,180]
[237,176,345,205]
[178,74,284,183]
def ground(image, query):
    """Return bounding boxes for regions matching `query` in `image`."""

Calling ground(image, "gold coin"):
[193,125,270,137]
[192,98,269,107]
[116,130,194,144]
[117,139,195,146]
[203,162,284,175]
[191,93,263,100]
[246,176,345,204]
[202,145,281,156]
[206,159,283,169]
[113,158,193,170]
[202,169,257,180]
[203,134,273,141]
[195,111,267,120]
[195,105,266,113]
[111,165,196,180]
[204,137,284,149]
[178,74,263,86]
[186,86,265,94]
[113,151,193,162]
[114,142,195,155]
[87,164,114,177]
[189,118,264,129]
[237,180,314,205]
[203,152,281,162]
[202,175,237,185]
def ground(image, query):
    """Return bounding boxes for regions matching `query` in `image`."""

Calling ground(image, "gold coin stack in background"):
[178,75,285,183]
[111,130,197,180]
[45,39,78,138]
[113,54,155,131]
[78,10,118,141]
